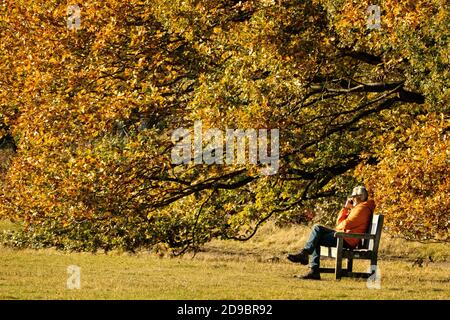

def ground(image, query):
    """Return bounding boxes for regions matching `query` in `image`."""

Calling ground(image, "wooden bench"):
[319,214,384,280]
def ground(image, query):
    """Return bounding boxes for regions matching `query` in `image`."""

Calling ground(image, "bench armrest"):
[334,232,376,240]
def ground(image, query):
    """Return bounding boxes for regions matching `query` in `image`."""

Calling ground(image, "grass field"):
[0,220,449,299]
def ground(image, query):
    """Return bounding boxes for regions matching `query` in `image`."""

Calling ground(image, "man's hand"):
[345,198,354,210]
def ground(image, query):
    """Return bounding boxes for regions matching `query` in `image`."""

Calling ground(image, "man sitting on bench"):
[287,186,376,280]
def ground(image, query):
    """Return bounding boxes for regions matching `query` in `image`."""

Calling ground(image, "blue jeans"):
[303,225,350,271]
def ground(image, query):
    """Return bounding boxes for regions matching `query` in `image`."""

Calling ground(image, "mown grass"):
[0,220,449,299]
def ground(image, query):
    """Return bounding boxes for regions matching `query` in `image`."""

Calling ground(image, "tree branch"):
[340,50,383,65]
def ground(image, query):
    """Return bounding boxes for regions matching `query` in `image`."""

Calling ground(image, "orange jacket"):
[335,200,376,248]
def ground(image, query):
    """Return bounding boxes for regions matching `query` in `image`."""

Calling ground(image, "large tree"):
[0,0,448,252]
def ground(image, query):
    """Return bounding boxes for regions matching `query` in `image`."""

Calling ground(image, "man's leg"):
[288,225,337,280]
[308,226,337,272]
[287,224,335,266]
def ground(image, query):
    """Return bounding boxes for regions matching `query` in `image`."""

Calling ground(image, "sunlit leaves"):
[0,0,448,251]
[358,113,449,241]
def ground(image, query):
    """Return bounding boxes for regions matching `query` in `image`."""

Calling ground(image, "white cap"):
[350,186,368,201]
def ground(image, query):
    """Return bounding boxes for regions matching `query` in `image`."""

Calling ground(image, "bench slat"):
[334,232,376,239]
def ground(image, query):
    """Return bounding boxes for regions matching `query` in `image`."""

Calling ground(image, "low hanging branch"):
[172,188,217,256]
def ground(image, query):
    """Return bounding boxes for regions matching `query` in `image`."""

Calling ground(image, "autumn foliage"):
[0,0,448,252]
[358,113,449,241]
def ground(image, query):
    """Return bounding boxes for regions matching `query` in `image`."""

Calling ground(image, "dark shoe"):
[287,249,309,265]
[294,269,321,280]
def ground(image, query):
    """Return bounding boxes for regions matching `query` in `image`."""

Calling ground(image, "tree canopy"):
[0,0,448,252]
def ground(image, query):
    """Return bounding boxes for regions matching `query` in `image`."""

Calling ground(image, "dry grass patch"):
[0,220,449,299]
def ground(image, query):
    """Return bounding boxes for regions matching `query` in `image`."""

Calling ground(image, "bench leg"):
[347,258,353,273]
[335,238,344,280]
[369,255,378,276]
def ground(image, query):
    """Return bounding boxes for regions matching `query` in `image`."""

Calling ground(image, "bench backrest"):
[360,214,384,251]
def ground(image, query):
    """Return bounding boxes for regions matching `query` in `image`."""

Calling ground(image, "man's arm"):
[336,199,354,226]
[336,205,368,231]
[336,208,350,225]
